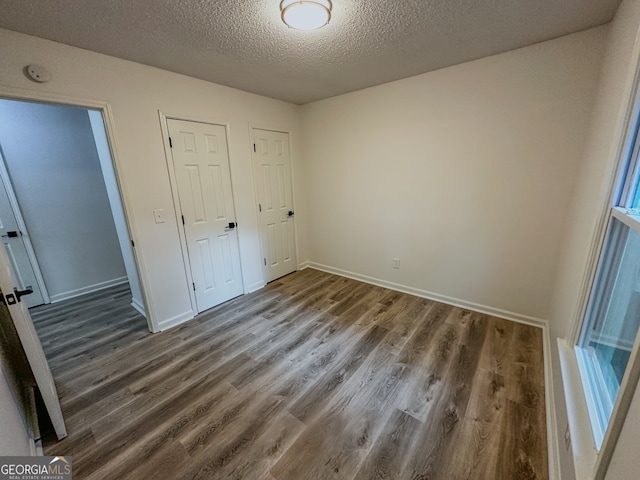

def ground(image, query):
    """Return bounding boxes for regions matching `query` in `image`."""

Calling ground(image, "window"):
[576,115,640,448]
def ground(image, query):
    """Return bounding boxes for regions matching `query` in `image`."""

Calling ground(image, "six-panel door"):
[251,128,297,283]
[167,119,243,313]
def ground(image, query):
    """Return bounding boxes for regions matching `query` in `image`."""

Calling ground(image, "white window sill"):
[612,206,640,230]
[558,338,599,479]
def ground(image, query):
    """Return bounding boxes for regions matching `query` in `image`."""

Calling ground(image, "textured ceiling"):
[0,0,622,104]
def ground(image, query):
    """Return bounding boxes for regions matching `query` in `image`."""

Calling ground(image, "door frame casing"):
[0,148,50,304]
[249,124,301,284]
[158,111,245,315]
[0,85,157,332]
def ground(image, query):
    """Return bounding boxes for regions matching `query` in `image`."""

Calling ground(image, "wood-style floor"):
[31,269,548,480]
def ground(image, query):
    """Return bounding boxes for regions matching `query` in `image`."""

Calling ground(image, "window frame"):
[575,212,640,447]
[570,67,640,479]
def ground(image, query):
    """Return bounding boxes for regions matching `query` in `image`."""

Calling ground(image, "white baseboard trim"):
[131,297,147,318]
[303,262,547,328]
[157,310,195,332]
[302,261,559,479]
[245,280,265,294]
[50,276,128,303]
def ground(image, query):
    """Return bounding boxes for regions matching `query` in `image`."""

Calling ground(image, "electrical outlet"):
[393,258,400,269]
[565,424,571,450]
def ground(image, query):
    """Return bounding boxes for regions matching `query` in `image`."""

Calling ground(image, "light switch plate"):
[154,209,165,224]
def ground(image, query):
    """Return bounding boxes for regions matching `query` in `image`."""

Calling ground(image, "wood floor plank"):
[287,324,390,424]
[85,382,238,480]
[82,332,263,439]
[57,294,275,396]
[74,375,242,478]
[272,344,408,480]
[32,269,548,480]
[399,316,488,478]
[352,408,423,480]
[205,412,306,480]
[496,399,548,480]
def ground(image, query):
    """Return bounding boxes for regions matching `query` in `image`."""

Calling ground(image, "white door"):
[0,241,66,439]
[0,167,45,308]
[251,129,297,282]
[167,119,243,313]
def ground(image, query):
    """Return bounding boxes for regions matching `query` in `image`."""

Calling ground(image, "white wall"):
[88,110,145,315]
[605,377,640,479]
[0,99,127,302]
[300,27,606,322]
[0,364,32,456]
[549,0,640,345]
[0,28,302,331]
[548,0,640,478]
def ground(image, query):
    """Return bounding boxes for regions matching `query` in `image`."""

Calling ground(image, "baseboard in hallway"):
[48,276,129,303]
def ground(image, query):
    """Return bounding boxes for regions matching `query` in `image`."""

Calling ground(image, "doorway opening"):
[0,98,148,327]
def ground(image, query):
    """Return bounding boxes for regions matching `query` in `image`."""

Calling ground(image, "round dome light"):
[280,0,332,31]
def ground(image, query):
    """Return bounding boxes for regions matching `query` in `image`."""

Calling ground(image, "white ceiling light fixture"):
[280,0,332,31]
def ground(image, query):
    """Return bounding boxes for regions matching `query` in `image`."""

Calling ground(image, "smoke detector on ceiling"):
[25,64,51,83]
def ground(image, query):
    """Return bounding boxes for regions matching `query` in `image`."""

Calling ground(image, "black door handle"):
[0,293,16,306]
[1,231,19,238]
[287,211,295,217]
[226,222,236,229]
[0,287,33,306]
[14,286,33,302]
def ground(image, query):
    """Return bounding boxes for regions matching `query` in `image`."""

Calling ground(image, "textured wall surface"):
[0,0,621,104]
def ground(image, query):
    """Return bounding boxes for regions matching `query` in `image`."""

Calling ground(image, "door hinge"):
[169,137,173,148]
[181,215,185,225]
[131,239,135,248]
[253,143,256,153]
[258,203,262,212]
[193,282,196,291]
[264,258,267,266]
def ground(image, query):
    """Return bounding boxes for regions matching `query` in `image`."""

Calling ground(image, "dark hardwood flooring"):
[30,269,548,480]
